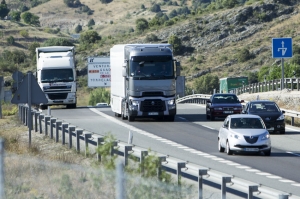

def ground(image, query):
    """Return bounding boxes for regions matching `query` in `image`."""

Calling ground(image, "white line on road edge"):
[287,151,300,157]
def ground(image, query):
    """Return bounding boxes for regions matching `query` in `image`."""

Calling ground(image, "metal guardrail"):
[176,94,300,126]
[17,104,300,199]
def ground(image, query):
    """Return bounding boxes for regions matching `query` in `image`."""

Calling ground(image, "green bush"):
[168,35,182,55]
[6,36,15,45]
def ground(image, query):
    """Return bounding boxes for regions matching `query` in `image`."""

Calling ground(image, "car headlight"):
[214,107,223,110]
[131,100,139,106]
[167,99,175,105]
[277,114,284,120]
[261,133,270,140]
[230,133,241,140]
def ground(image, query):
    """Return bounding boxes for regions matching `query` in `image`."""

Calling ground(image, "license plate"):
[148,112,158,115]
[244,148,259,152]
[223,111,233,114]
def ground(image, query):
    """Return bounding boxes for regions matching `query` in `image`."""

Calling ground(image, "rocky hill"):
[2,0,300,84]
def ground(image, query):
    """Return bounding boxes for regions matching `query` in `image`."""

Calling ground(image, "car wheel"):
[280,130,285,134]
[264,148,271,156]
[218,139,225,152]
[226,141,233,155]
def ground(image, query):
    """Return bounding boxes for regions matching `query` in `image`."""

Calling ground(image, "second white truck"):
[110,44,180,121]
[36,46,78,109]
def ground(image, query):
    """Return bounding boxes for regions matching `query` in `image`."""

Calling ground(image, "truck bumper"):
[42,92,76,106]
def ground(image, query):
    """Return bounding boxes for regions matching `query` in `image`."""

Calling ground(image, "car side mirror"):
[282,110,285,114]
[240,100,244,103]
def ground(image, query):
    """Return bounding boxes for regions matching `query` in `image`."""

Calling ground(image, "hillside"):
[1,0,300,92]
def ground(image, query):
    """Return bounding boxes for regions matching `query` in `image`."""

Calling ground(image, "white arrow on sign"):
[278,41,287,56]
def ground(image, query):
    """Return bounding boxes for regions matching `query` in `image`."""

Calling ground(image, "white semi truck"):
[36,46,78,109]
[110,44,180,122]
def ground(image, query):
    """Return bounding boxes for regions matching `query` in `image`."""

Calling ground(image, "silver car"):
[218,114,271,156]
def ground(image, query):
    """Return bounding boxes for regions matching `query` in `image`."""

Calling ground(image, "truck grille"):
[140,100,165,112]
[47,93,68,100]
[142,92,163,97]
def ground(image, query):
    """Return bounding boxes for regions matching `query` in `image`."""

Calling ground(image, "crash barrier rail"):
[176,94,300,126]
[235,78,300,95]
[17,104,300,199]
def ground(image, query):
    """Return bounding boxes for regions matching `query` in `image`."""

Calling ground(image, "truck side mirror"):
[176,61,181,76]
[122,63,127,77]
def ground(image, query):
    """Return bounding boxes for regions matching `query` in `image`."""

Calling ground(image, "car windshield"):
[212,95,239,103]
[249,102,280,112]
[230,118,264,129]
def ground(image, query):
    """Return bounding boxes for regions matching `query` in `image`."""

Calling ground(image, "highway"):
[46,103,300,197]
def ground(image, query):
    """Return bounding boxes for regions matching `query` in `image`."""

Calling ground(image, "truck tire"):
[128,115,135,122]
[121,110,127,120]
[67,103,76,109]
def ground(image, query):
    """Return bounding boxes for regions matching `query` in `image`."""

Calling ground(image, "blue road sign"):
[272,38,293,58]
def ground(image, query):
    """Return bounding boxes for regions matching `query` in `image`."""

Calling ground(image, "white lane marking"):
[292,184,300,187]
[178,116,188,121]
[201,125,215,130]
[89,108,299,187]
[256,172,272,176]
[246,169,260,172]
[285,127,299,131]
[280,179,295,183]
[266,175,282,179]
[287,151,300,157]
[236,166,251,169]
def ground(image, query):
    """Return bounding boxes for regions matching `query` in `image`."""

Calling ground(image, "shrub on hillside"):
[75,24,82,33]
[135,18,149,33]
[6,36,15,45]
[9,11,21,22]
[21,12,40,26]
[42,38,74,47]
[237,48,253,63]
[87,19,95,27]
[150,4,161,13]
[168,35,182,55]
[19,30,29,38]
[79,30,101,44]
[145,33,159,42]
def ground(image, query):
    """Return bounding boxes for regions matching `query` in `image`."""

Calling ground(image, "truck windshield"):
[41,69,74,83]
[129,57,174,79]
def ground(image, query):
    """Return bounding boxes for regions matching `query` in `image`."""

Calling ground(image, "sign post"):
[272,38,293,90]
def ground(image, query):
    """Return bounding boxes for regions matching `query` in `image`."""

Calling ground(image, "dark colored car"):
[206,93,244,121]
[242,100,285,134]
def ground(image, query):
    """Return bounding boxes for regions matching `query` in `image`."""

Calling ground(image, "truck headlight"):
[131,100,139,106]
[167,99,175,105]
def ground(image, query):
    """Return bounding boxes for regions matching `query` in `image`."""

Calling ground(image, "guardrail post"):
[96,137,104,161]
[38,114,44,134]
[177,162,186,185]
[75,129,83,153]
[50,118,56,139]
[44,116,50,136]
[83,133,92,157]
[68,126,75,149]
[111,141,118,157]
[62,123,68,145]
[248,185,258,199]
[157,156,166,181]
[55,121,62,142]
[34,112,40,132]
[140,150,148,176]
[198,169,208,199]
[221,176,231,199]
[23,106,27,125]
[124,145,132,166]
[291,117,294,126]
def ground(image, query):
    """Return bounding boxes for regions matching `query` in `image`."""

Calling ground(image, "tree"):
[10,11,21,22]
[193,74,219,94]
[0,0,9,19]
[150,4,161,12]
[75,24,82,33]
[168,35,182,55]
[79,30,101,44]
[21,12,40,26]
[87,19,95,27]
[135,18,148,33]
[237,48,252,63]
[28,42,40,60]
[7,36,15,45]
